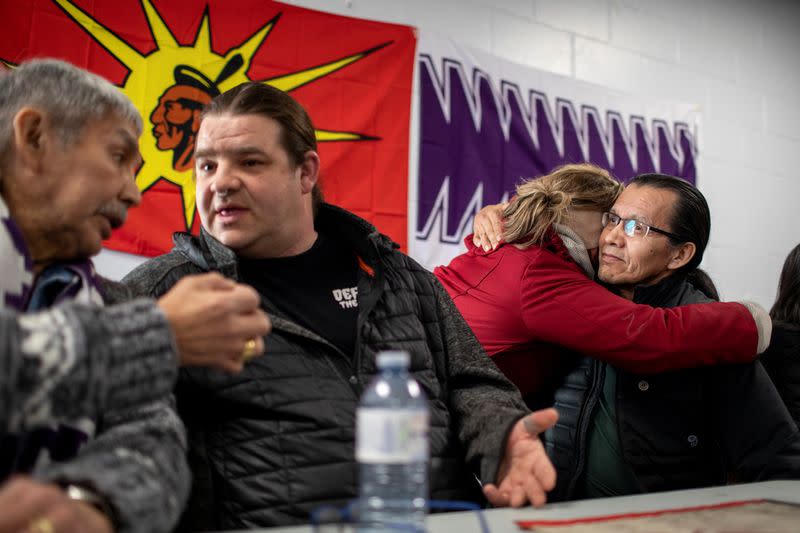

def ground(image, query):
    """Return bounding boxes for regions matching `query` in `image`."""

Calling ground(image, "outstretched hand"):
[483,407,558,508]
[472,202,509,251]
[158,272,271,373]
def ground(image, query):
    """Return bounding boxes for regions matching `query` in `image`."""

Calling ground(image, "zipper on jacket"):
[613,369,647,493]
[567,359,605,499]
[350,238,386,395]
[268,312,361,401]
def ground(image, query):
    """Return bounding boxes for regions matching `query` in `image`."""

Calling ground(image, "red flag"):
[0,0,415,255]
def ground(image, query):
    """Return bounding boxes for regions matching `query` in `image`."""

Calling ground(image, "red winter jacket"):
[433,231,758,401]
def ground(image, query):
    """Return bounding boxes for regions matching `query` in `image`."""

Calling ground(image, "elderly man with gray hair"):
[0,59,271,533]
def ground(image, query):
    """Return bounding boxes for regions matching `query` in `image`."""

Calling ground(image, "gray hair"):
[0,58,142,155]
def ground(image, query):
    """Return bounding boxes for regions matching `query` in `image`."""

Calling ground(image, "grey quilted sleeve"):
[432,280,530,484]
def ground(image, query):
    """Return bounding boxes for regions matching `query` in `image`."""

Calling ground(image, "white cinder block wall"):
[96,0,800,308]
[278,0,800,308]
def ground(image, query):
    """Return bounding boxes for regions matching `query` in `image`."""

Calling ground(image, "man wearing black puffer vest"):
[124,81,558,531]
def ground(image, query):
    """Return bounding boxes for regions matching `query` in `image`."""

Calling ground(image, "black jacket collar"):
[171,203,399,281]
[632,273,690,308]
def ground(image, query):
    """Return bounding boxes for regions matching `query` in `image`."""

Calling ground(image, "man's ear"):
[298,150,320,194]
[12,107,48,170]
[667,241,696,271]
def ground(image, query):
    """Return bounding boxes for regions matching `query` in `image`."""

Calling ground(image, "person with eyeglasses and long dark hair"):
[434,164,770,410]
[446,171,800,500]
[761,244,800,426]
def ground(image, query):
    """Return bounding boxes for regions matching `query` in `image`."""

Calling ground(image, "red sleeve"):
[519,252,758,373]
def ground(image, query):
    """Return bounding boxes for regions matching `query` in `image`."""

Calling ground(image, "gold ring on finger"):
[240,338,259,362]
[28,517,55,533]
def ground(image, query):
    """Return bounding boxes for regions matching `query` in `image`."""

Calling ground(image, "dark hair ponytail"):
[686,268,719,301]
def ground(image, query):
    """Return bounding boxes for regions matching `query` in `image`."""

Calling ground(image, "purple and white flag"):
[409,33,700,270]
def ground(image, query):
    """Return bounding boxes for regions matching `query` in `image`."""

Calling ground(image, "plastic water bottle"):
[356,350,429,532]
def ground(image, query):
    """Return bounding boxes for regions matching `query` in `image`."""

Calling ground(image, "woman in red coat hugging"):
[434,163,769,409]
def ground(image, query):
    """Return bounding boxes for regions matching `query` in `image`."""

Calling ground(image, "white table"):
[216,480,800,532]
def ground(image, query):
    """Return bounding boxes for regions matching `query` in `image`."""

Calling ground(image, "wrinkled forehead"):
[72,114,141,166]
[195,112,285,159]
[61,111,141,149]
[102,110,140,135]
[611,184,677,227]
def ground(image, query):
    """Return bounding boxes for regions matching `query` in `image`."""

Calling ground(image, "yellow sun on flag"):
[52,0,384,230]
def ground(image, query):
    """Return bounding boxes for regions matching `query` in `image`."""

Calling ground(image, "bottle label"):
[356,408,429,463]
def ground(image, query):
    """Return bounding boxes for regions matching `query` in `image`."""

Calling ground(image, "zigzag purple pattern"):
[416,55,697,245]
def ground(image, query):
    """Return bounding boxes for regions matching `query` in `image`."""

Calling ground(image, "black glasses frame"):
[602,212,684,242]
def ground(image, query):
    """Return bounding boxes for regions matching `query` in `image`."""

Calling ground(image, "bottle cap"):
[376,350,410,369]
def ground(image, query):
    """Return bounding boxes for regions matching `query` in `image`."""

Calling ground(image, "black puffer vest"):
[123,205,499,530]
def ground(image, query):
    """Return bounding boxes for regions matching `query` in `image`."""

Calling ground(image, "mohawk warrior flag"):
[0,0,415,256]
[411,33,700,269]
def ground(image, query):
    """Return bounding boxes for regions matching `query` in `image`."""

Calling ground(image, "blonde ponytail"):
[502,163,622,248]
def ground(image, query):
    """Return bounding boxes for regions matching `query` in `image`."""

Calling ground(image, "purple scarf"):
[1,195,104,312]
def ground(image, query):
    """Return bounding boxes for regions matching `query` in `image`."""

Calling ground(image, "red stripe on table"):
[515,499,765,529]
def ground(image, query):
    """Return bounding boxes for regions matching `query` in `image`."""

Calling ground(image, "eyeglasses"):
[601,212,683,241]
[311,499,490,533]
